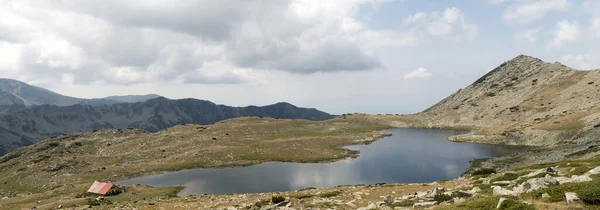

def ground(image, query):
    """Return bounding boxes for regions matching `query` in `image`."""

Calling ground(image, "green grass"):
[472,184,493,195]
[490,172,524,183]
[435,196,535,210]
[318,191,342,198]
[472,168,496,176]
[434,193,453,203]
[271,196,285,204]
[570,166,593,175]
[527,179,600,203]
[437,178,451,183]
[290,194,314,199]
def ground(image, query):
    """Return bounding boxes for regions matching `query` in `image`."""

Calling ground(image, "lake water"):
[117,128,521,196]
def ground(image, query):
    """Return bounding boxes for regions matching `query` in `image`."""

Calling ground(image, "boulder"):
[425,188,439,198]
[555,175,593,184]
[520,169,545,179]
[513,177,546,194]
[467,187,482,194]
[492,186,518,196]
[413,201,437,208]
[543,174,559,186]
[453,197,466,204]
[541,193,550,199]
[384,195,394,204]
[496,197,507,209]
[414,191,428,198]
[345,201,356,208]
[276,199,290,207]
[492,181,512,185]
[565,192,580,205]
[586,166,600,175]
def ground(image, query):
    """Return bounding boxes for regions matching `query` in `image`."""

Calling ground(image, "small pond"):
[118,128,521,196]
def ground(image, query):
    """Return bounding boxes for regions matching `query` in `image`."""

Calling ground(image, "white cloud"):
[560,54,599,70]
[488,0,517,4]
[0,0,412,86]
[502,0,571,24]
[402,7,478,40]
[549,20,581,49]
[592,17,600,38]
[582,1,600,38]
[515,28,541,42]
[402,12,427,25]
[404,67,432,79]
[60,73,75,85]
[0,1,480,88]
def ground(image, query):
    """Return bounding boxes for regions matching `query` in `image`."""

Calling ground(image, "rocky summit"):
[404,55,600,146]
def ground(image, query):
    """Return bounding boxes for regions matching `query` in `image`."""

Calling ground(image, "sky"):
[0,0,599,114]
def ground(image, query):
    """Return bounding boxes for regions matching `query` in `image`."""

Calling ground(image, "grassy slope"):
[0,116,391,209]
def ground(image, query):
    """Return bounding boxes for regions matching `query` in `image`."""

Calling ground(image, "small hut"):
[87,181,114,195]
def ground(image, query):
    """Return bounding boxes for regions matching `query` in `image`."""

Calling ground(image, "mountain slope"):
[0,97,335,155]
[416,55,600,145]
[101,94,162,103]
[0,78,160,106]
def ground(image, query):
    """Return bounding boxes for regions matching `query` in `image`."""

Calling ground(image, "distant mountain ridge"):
[0,97,335,155]
[0,78,161,106]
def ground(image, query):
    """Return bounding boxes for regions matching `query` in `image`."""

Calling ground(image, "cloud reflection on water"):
[118,128,521,195]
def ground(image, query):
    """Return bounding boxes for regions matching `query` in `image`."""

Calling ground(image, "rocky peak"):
[423,54,598,133]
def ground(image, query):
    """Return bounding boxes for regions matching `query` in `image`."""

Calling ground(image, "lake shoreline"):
[117,128,523,196]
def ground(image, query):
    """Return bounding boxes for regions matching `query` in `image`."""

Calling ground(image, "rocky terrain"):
[414,55,600,146]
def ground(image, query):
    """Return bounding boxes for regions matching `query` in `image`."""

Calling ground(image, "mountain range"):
[0,79,335,156]
[0,78,160,107]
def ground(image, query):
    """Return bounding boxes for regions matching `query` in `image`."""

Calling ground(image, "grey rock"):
[412,201,437,208]
[496,197,507,209]
[542,193,550,199]
[565,192,580,205]
[384,195,394,204]
[467,187,482,194]
[453,197,466,204]
[543,174,559,186]
[492,186,518,196]
[586,166,600,175]
[492,181,512,185]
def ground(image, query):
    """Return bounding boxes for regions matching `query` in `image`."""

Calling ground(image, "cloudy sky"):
[1,0,599,114]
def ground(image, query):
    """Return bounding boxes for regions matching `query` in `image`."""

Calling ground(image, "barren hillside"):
[411,55,600,145]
